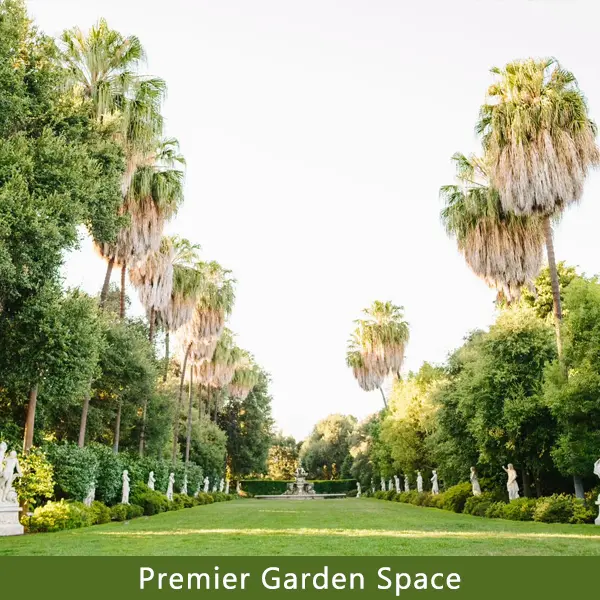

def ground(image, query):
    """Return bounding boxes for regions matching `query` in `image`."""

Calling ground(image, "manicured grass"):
[1,498,599,556]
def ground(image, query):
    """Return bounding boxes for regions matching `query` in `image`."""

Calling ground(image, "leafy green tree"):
[267,434,299,480]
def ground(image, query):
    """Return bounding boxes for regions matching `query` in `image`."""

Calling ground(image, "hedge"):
[239,479,356,496]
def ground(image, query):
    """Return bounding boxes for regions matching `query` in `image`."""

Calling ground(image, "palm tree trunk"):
[172,342,192,462]
[78,390,91,448]
[119,262,127,320]
[23,384,38,453]
[378,386,387,409]
[113,399,122,454]
[139,397,148,457]
[148,307,156,343]
[185,366,194,466]
[163,331,170,382]
[543,216,563,362]
[99,257,114,307]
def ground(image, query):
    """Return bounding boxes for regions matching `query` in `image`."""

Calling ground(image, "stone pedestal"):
[0,504,24,536]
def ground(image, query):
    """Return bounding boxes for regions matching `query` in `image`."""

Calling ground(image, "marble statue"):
[503,464,520,501]
[84,484,95,507]
[181,475,188,496]
[0,442,7,467]
[225,479,230,494]
[203,476,210,494]
[356,482,361,498]
[416,471,423,493]
[430,470,439,495]
[121,470,130,505]
[236,480,241,495]
[380,477,386,492]
[371,479,375,494]
[404,475,410,492]
[394,475,401,494]
[219,478,225,492]
[470,467,481,496]
[212,481,218,493]
[0,451,22,503]
[147,471,155,491]
[388,478,393,492]
[594,459,600,526]
[166,472,175,501]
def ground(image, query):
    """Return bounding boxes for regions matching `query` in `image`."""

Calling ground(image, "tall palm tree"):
[477,58,600,358]
[228,352,261,402]
[346,301,409,407]
[440,152,545,302]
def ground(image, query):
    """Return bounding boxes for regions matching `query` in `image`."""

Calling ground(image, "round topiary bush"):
[501,497,538,521]
[463,493,495,517]
[441,482,472,513]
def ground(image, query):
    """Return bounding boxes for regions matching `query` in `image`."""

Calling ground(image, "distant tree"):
[267,434,299,480]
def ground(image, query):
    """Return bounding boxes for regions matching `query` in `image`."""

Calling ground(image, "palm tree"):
[440,152,545,302]
[477,58,600,358]
[346,301,410,407]
[228,352,261,402]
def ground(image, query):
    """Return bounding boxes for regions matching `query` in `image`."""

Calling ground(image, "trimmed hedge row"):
[239,479,356,496]
[370,486,597,524]
[26,490,236,533]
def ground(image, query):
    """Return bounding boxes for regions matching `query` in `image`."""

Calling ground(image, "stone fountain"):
[255,465,345,500]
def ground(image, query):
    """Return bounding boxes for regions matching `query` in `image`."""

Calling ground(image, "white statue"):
[356,482,361,498]
[593,459,600,526]
[416,471,423,493]
[147,471,155,491]
[203,476,210,493]
[166,472,175,501]
[0,450,22,503]
[404,475,410,492]
[388,478,393,492]
[0,442,7,466]
[121,470,130,505]
[371,479,375,494]
[181,475,188,496]
[225,479,230,494]
[380,477,386,492]
[235,480,241,495]
[430,470,439,495]
[470,467,481,496]
[194,482,201,497]
[503,464,520,501]
[394,475,401,494]
[212,481,218,493]
[84,484,95,507]
[219,478,225,492]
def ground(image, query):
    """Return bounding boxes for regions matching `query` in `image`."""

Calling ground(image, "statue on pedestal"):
[236,480,241,495]
[470,467,481,496]
[203,476,210,493]
[212,481,217,493]
[219,478,225,492]
[147,471,155,491]
[394,475,401,494]
[416,471,423,493]
[121,470,130,505]
[181,475,188,496]
[0,451,22,503]
[166,472,175,501]
[404,475,410,492]
[84,484,95,507]
[430,470,439,495]
[388,478,393,492]
[225,479,230,494]
[356,482,361,498]
[503,464,520,501]
[380,477,386,492]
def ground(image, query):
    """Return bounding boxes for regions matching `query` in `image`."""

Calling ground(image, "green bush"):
[45,443,98,502]
[237,479,356,496]
[170,494,187,510]
[110,503,143,521]
[384,490,397,501]
[423,493,445,509]
[374,490,386,500]
[463,493,495,517]
[28,500,92,533]
[501,498,537,521]
[126,504,143,519]
[441,482,472,513]
[533,494,574,524]
[196,492,213,505]
[570,499,596,525]
[89,500,111,525]
[89,443,123,505]
[311,479,357,494]
[15,448,54,509]
[130,483,169,516]
[485,501,507,519]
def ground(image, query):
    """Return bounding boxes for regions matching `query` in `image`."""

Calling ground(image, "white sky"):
[27,0,600,439]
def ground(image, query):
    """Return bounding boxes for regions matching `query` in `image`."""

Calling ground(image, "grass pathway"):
[1,498,599,555]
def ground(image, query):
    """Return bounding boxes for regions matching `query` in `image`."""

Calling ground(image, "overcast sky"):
[27,0,600,439]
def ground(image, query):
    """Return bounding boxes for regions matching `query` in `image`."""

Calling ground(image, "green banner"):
[1,557,596,598]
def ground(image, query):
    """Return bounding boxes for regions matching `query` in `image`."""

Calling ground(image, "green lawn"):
[1,498,599,556]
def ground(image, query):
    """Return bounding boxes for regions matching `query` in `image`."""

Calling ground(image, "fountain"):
[254,465,345,500]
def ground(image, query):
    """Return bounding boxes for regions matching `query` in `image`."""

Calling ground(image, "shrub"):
[384,490,397,501]
[15,448,54,509]
[463,493,495,517]
[501,498,537,521]
[45,443,98,502]
[424,493,445,509]
[28,500,92,533]
[196,492,213,505]
[89,501,111,525]
[570,499,596,525]
[485,502,507,519]
[533,494,574,524]
[110,503,142,521]
[236,479,356,496]
[346,489,358,497]
[170,494,187,510]
[130,483,169,516]
[441,483,472,513]
[374,491,386,500]
[89,443,123,505]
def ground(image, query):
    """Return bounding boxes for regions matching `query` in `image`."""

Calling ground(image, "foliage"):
[130,482,169,516]
[533,494,594,524]
[267,434,298,480]
[27,500,93,532]
[88,443,122,505]
[45,443,98,502]
[441,483,472,513]
[500,498,538,521]
[110,503,143,521]
[89,501,111,525]
[15,448,54,508]
[463,493,496,517]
